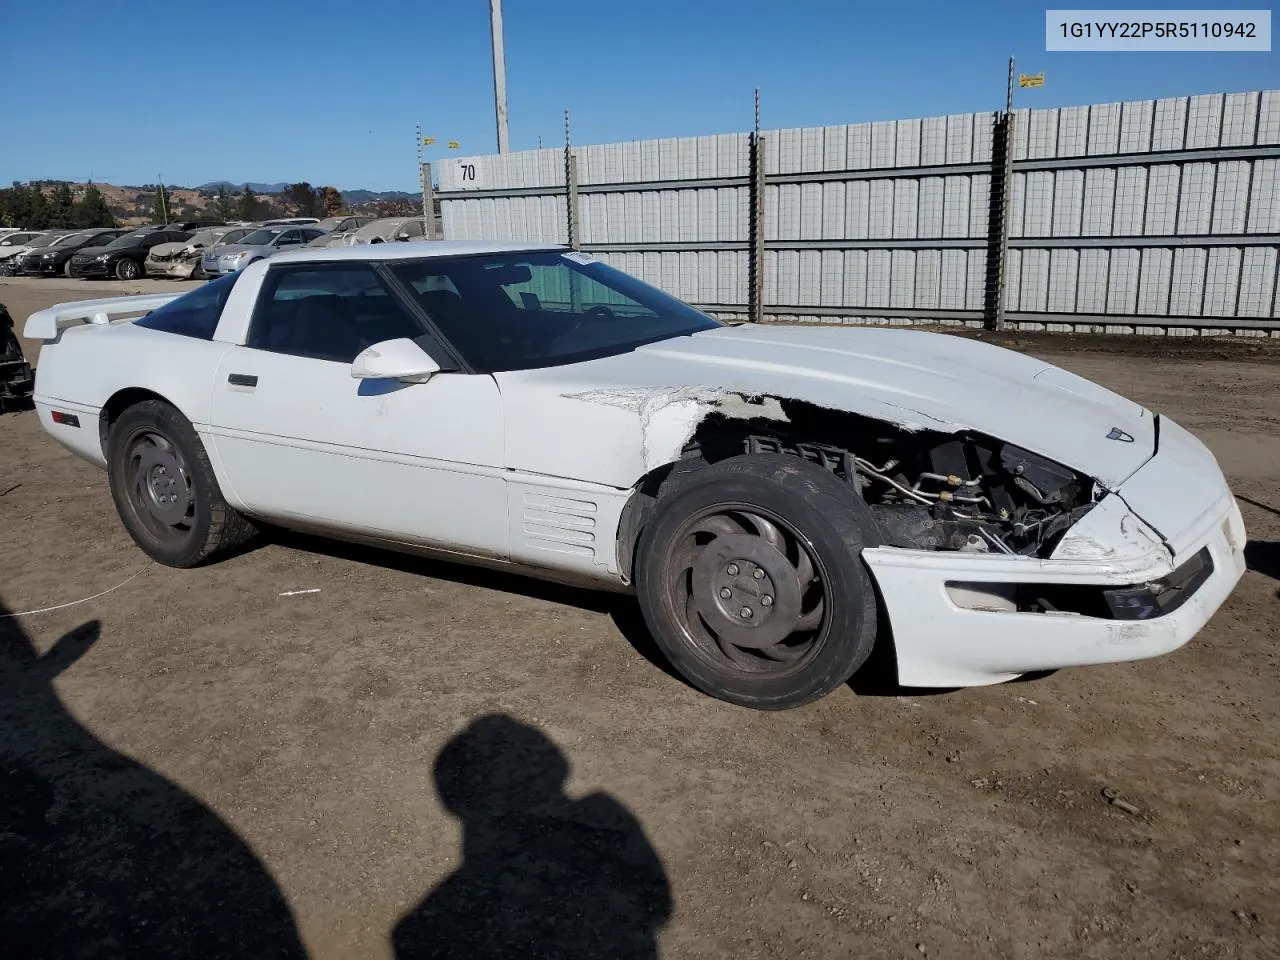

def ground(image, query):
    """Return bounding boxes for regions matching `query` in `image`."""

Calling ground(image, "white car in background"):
[25,242,1246,710]
[0,230,76,275]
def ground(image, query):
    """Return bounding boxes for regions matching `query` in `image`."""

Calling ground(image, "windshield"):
[240,229,282,246]
[387,250,721,372]
[1,232,41,246]
[106,232,151,249]
[29,233,68,248]
[315,217,344,231]
[60,232,95,247]
[220,228,251,245]
[186,230,220,247]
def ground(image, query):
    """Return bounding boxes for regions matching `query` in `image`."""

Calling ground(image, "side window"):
[401,220,425,239]
[276,230,301,246]
[246,264,425,363]
[134,273,238,341]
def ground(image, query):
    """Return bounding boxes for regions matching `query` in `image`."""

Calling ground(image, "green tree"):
[282,182,319,218]
[49,182,76,227]
[27,186,50,229]
[320,186,344,216]
[151,184,170,224]
[214,184,235,222]
[237,185,261,220]
[74,184,116,228]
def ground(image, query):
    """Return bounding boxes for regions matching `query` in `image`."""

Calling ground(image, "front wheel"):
[63,261,74,278]
[635,454,881,710]
[115,258,140,281]
[107,400,257,567]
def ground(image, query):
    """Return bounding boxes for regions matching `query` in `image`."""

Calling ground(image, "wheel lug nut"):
[761,595,773,607]
[740,606,753,619]
[754,569,765,580]
[726,563,739,576]
[719,587,732,599]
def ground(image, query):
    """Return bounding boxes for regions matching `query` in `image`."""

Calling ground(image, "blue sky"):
[2,0,1275,190]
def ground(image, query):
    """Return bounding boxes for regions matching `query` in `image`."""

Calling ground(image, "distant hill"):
[197,181,291,194]
[17,180,426,226]
[342,189,417,205]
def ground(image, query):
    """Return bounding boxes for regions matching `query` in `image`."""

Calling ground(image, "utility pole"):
[490,0,510,153]
[157,175,169,225]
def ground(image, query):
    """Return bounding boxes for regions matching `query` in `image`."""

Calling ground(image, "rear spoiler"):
[23,293,182,342]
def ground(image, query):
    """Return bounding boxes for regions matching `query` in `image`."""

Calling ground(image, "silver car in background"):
[334,216,432,247]
[146,226,256,279]
[305,215,375,248]
[202,225,325,276]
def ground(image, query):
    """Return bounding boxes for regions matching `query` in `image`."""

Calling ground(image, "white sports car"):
[25,241,1246,709]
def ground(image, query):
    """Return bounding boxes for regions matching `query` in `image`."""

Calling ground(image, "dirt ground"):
[2,276,1279,959]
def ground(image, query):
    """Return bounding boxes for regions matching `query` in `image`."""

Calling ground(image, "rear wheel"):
[635,453,880,710]
[115,258,140,281]
[107,400,256,567]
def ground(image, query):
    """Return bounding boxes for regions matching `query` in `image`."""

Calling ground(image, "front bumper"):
[68,258,112,278]
[19,257,62,275]
[146,257,199,279]
[865,417,1247,687]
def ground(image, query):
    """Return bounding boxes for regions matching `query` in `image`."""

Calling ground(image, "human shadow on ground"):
[0,601,306,959]
[392,714,672,960]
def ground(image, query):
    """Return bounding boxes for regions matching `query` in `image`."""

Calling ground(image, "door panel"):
[208,348,508,556]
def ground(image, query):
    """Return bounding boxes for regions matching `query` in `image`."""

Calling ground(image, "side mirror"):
[351,338,441,383]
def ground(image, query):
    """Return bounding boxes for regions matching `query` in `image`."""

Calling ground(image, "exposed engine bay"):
[741,432,1097,558]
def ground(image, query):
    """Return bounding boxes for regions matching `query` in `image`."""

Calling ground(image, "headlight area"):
[946,546,1214,619]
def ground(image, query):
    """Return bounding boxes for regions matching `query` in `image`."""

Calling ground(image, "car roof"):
[270,240,565,266]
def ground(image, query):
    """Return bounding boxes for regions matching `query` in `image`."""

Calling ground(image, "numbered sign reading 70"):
[455,160,483,188]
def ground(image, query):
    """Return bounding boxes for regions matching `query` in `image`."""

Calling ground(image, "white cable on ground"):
[1,563,153,619]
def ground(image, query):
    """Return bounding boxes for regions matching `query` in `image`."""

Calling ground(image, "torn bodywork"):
[667,392,1100,560]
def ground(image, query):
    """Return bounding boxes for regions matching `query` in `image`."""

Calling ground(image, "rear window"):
[134,273,238,340]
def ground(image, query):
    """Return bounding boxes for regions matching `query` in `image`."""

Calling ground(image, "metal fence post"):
[985,57,1016,331]
[421,162,437,238]
[749,89,765,324]
[564,109,580,250]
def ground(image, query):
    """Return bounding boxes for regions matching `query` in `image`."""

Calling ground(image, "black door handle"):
[227,373,258,387]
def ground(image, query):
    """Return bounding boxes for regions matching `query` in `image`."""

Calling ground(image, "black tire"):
[191,262,207,280]
[114,257,140,281]
[63,260,74,278]
[107,400,256,567]
[635,453,879,710]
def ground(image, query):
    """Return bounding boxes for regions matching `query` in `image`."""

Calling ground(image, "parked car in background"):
[162,219,226,232]
[18,229,129,277]
[340,216,432,246]
[263,217,320,226]
[202,225,325,276]
[147,226,255,280]
[1,300,34,411]
[0,231,48,268]
[68,229,192,280]
[0,231,78,276]
[0,227,27,241]
[306,215,377,249]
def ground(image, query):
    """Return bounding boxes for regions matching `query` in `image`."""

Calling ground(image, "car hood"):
[0,246,33,260]
[496,324,1155,490]
[149,241,192,258]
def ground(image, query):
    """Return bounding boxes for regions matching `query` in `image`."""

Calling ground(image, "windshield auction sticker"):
[1047,10,1271,50]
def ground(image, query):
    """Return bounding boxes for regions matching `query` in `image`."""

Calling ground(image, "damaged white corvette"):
[26,241,1246,709]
